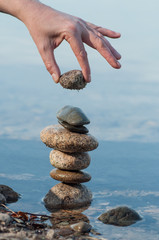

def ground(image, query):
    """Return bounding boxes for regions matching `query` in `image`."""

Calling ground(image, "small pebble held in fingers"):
[59,70,87,90]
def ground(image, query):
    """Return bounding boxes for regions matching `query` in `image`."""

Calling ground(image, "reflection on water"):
[0,139,159,239]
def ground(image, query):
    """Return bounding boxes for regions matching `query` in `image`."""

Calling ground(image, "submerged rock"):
[50,150,91,171]
[40,124,98,153]
[0,185,20,203]
[57,105,90,126]
[44,183,92,211]
[59,70,87,90]
[50,169,91,183]
[98,206,142,226]
[71,221,92,233]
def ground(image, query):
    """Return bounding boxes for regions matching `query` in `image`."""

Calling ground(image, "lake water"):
[0,0,159,239]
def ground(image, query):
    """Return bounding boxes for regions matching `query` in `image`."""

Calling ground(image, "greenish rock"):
[59,70,87,90]
[58,120,89,134]
[57,105,90,126]
[98,206,142,226]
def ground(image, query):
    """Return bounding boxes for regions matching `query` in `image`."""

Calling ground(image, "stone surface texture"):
[44,183,92,211]
[58,120,89,134]
[50,169,91,183]
[98,206,142,226]
[0,185,19,203]
[59,70,87,90]
[40,125,98,153]
[57,105,90,126]
[0,193,6,204]
[50,150,91,170]
[71,221,92,233]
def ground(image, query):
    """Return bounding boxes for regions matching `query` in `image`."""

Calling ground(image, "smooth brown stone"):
[50,169,91,183]
[44,183,92,210]
[40,124,98,153]
[59,70,87,90]
[50,150,91,170]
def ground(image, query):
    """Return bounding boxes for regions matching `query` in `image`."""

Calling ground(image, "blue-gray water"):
[1,139,159,240]
[0,0,159,239]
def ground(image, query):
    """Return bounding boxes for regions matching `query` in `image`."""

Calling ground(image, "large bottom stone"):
[44,183,92,211]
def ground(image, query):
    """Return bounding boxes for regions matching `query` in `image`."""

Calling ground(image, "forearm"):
[0,0,42,23]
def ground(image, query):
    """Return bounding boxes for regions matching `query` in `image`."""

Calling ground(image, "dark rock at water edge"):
[57,105,90,126]
[0,185,20,203]
[59,70,87,90]
[98,206,142,226]
[44,183,92,212]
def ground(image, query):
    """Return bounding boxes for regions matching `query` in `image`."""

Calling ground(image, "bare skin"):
[0,0,121,83]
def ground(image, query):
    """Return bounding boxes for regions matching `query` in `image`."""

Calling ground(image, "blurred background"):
[0,0,159,142]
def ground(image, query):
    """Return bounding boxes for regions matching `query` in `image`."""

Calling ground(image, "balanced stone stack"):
[40,106,98,211]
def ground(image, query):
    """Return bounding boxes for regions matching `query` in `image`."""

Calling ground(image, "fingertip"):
[52,73,59,83]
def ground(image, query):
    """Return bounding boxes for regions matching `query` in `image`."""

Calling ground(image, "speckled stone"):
[40,124,98,153]
[50,169,91,183]
[44,183,92,210]
[50,150,91,170]
[98,206,142,226]
[59,70,87,90]
[57,105,90,126]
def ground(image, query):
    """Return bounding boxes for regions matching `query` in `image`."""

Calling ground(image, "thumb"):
[40,46,61,83]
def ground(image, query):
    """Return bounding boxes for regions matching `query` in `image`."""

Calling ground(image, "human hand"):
[22,1,121,83]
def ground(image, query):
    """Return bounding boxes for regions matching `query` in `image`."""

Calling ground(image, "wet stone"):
[71,221,92,233]
[59,70,87,90]
[50,150,91,171]
[58,120,89,134]
[40,124,98,153]
[0,194,6,204]
[0,185,20,203]
[98,206,142,226]
[50,169,91,183]
[57,105,90,126]
[44,183,92,211]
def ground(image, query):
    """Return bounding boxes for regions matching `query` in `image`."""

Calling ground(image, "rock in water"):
[98,206,142,226]
[44,183,92,211]
[40,124,98,153]
[50,150,91,170]
[71,221,92,233]
[50,169,91,183]
[57,105,90,126]
[59,70,87,90]
[0,185,20,203]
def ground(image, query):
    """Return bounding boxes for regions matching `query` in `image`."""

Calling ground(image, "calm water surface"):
[0,0,159,239]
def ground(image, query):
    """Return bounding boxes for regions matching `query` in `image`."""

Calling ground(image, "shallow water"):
[1,138,159,239]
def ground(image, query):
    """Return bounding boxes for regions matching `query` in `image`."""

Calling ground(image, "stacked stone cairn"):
[40,105,98,211]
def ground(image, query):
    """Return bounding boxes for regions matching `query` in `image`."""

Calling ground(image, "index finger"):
[65,34,91,82]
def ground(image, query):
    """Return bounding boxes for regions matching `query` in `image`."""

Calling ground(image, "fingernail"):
[87,74,91,83]
[52,73,59,83]
[117,62,121,68]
